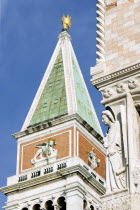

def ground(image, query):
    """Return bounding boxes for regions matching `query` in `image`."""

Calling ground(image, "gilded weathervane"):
[62,15,71,31]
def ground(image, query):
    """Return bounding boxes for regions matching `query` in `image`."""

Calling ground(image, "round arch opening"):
[57,197,66,210]
[32,204,41,210]
[45,200,54,210]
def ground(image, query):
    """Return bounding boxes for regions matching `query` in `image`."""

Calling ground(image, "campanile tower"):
[1,17,106,210]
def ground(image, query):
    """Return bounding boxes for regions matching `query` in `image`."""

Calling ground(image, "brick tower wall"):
[105,0,140,72]
[18,127,106,178]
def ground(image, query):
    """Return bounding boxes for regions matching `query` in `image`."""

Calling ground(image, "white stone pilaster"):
[66,189,84,210]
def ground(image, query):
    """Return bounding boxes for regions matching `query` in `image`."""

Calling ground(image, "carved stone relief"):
[31,139,57,166]
[100,77,139,103]
[88,148,100,169]
[102,88,113,98]
[102,195,131,210]
[128,79,138,89]
[116,83,126,94]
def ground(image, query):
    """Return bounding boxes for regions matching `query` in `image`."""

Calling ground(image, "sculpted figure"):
[88,148,100,169]
[102,110,125,192]
[116,83,126,93]
[102,88,113,99]
[31,139,57,165]
[62,15,71,31]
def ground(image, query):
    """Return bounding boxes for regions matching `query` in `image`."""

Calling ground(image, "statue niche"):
[31,139,57,167]
[102,109,126,193]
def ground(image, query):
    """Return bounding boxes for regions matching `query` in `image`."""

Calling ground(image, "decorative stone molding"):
[102,194,131,210]
[12,114,103,142]
[100,78,139,100]
[102,88,113,98]
[0,164,106,195]
[96,0,105,63]
[101,88,140,105]
[91,63,140,88]
[128,79,138,89]
[116,83,126,94]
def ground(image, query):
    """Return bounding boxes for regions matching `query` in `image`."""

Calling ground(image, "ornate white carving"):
[116,83,126,94]
[88,148,100,169]
[102,195,131,210]
[31,139,57,166]
[128,79,138,89]
[92,62,140,85]
[102,110,125,193]
[102,88,113,98]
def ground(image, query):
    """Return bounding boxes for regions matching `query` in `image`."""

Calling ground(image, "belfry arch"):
[45,200,54,210]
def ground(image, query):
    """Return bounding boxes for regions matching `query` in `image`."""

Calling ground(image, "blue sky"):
[0,0,106,207]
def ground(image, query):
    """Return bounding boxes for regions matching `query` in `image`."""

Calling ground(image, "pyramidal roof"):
[22,31,102,135]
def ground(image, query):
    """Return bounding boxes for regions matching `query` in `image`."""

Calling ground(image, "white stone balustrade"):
[7,157,105,187]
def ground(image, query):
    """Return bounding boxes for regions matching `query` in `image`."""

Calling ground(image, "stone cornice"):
[91,62,140,88]
[101,188,128,199]
[12,114,103,142]
[0,165,106,195]
[101,87,140,105]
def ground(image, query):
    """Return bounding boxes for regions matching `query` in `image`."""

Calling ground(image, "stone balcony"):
[7,157,105,187]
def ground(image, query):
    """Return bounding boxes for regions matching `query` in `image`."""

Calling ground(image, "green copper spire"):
[29,50,68,126]
[72,54,100,134]
[22,30,102,136]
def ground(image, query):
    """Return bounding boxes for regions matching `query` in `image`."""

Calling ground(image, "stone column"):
[66,189,83,210]
[53,205,61,210]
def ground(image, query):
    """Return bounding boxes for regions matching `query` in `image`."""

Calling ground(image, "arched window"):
[83,200,87,209]
[90,205,94,210]
[57,197,66,210]
[83,200,94,210]
[32,204,40,210]
[45,200,54,210]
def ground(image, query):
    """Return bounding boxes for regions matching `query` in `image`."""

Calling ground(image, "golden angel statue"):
[62,15,71,31]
